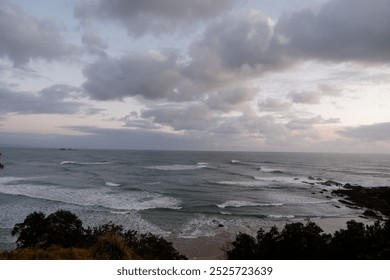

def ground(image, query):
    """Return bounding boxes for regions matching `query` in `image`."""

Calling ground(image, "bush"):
[10,210,187,260]
[12,210,86,248]
[124,231,187,260]
[91,233,137,260]
[226,220,390,260]
[226,222,330,260]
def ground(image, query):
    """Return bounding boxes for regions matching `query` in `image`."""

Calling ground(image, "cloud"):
[0,84,99,115]
[185,11,292,86]
[0,0,78,66]
[82,50,194,101]
[276,0,390,63]
[81,11,291,103]
[288,84,341,104]
[141,103,214,131]
[205,87,256,112]
[75,0,237,36]
[81,29,108,58]
[286,115,340,130]
[339,122,390,142]
[258,97,292,111]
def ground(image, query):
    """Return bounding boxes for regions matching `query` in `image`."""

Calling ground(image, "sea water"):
[0,148,389,249]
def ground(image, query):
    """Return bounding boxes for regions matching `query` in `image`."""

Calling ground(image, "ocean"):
[1,147,389,250]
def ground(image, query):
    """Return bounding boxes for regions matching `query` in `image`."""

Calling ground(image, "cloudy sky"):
[0,0,389,153]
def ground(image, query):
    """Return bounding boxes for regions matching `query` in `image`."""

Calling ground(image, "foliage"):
[226,220,390,260]
[10,210,187,260]
[91,233,137,260]
[12,210,85,248]
[0,247,92,260]
[124,231,187,260]
[0,152,4,169]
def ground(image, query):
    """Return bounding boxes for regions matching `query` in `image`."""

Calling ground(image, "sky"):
[0,0,390,153]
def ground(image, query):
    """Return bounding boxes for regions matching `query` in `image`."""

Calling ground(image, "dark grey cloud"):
[75,0,237,36]
[205,87,256,112]
[0,84,100,115]
[58,126,215,150]
[339,122,390,142]
[288,84,341,104]
[276,0,390,63]
[258,97,292,112]
[288,90,322,104]
[141,103,214,131]
[0,0,78,66]
[185,11,292,87]
[286,115,340,130]
[81,29,108,58]
[82,11,290,103]
[82,50,194,101]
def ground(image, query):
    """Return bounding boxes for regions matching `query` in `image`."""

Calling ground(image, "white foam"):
[0,182,181,211]
[146,164,208,171]
[0,177,22,185]
[105,181,121,187]
[60,161,109,165]
[267,214,295,219]
[217,200,284,208]
[179,216,225,238]
[217,180,269,187]
[253,176,303,185]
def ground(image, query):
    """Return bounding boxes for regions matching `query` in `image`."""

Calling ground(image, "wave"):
[217,200,284,209]
[230,160,258,166]
[258,167,286,174]
[217,180,269,187]
[267,214,295,219]
[0,181,181,211]
[105,181,121,187]
[145,164,210,171]
[179,216,226,238]
[60,161,110,165]
[0,177,23,185]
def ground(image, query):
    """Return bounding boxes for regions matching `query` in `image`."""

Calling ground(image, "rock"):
[334,205,341,208]
[218,224,224,228]
[362,210,381,219]
[343,183,362,191]
[322,189,328,192]
[308,176,315,180]
[321,180,342,187]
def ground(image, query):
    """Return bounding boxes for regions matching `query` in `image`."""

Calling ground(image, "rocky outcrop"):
[332,185,390,218]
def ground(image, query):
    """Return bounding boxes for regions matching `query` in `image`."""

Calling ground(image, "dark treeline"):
[2,209,390,260]
[2,210,186,260]
[226,219,390,259]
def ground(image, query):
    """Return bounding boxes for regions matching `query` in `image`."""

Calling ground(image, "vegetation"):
[225,219,390,260]
[3,208,390,260]
[2,210,187,260]
[0,152,4,170]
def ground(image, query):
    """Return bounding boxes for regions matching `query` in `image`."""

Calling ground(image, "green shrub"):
[226,220,390,260]
[10,210,187,260]
[124,231,187,260]
[12,210,86,248]
[91,233,138,260]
